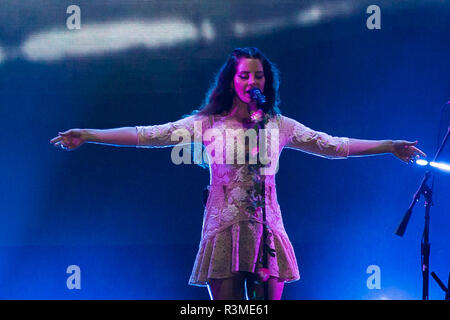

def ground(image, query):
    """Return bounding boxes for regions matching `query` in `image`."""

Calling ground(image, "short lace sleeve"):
[135,114,205,148]
[281,115,349,159]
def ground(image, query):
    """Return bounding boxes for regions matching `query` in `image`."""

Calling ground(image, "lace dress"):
[135,113,349,286]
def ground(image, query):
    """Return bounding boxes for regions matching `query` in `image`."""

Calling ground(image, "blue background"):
[0,0,448,299]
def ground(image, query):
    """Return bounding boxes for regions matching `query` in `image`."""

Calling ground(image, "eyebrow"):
[238,71,264,74]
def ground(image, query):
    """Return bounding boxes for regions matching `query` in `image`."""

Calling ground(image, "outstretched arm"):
[85,127,138,146]
[348,138,427,163]
[50,127,138,150]
[50,114,204,151]
[281,115,426,163]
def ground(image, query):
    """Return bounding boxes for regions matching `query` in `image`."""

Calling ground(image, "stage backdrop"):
[0,0,449,299]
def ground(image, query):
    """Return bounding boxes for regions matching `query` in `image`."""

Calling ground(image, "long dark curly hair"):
[186,48,282,170]
[192,47,281,117]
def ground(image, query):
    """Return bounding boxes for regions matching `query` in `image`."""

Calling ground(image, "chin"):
[237,95,252,104]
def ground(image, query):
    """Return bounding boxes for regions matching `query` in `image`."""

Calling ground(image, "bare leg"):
[207,273,246,300]
[245,274,284,300]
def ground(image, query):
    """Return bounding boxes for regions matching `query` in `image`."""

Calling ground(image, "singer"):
[50,47,426,300]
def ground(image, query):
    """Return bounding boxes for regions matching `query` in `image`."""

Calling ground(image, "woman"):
[50,47,426,300]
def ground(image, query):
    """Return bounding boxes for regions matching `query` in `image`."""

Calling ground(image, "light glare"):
[430,161,450,172]
[22,19,199,61]
[416,159,428,166]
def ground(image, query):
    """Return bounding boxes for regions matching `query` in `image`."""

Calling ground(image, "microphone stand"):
[260,122,269,301]
[395,125,450,300]
[253,103,269,301]
[249,90,271,300]
[431,271,450,300]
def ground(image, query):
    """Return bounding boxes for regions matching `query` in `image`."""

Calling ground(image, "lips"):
[246,87,262,94]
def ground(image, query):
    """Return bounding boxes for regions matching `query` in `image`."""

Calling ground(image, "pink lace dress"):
[135,113,349,286]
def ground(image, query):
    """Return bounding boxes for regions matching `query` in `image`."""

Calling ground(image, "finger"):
[54,141,68,148]
[402,144,427,157]
[50,136,62,144]
[403,140,418,148]
[405,146,426,158]
[59,143,69,150]
[412,147,427,158]
[397,153,409,163]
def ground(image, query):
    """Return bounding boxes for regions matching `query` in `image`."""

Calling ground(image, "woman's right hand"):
[50,129,86,151]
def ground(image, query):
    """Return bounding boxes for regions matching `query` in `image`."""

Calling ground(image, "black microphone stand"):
[258,121,276,301]
[395,125,450,300]
[431,271,450,300]
[259,120,269,301]
[249,89,271,300]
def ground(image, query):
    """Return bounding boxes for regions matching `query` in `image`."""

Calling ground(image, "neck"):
[228,96,258,121]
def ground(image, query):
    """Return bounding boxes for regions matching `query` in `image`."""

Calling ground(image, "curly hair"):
[185,48,282,170]
[193,47,281,117]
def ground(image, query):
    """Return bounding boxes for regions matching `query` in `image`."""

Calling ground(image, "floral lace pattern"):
[136,114,349,286]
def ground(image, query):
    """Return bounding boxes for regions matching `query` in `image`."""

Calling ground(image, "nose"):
[248,77,257,87]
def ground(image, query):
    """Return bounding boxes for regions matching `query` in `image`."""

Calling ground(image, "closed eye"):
[238,74,264,79]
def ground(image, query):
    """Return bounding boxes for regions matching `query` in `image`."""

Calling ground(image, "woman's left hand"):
[391,140,427,163]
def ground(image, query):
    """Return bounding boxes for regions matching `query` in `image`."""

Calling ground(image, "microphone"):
[249,88,266,106]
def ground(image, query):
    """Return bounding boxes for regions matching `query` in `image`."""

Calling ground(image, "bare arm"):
[50,114,203,151]
[50,127,138,150]
[348,139,393,156]
[348,138,427,163]
[82,127,137,146]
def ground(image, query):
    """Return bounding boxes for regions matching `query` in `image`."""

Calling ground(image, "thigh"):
[207,273,246,300]
[246,274,284,300]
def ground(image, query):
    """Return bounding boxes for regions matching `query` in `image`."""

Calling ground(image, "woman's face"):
[232,58,265,104]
